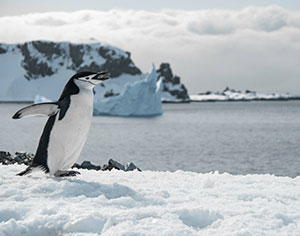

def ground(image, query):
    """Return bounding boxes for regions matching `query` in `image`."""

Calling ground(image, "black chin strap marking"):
[88,81,97,85]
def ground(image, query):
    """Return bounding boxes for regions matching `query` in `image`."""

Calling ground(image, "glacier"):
[0,164,299,236]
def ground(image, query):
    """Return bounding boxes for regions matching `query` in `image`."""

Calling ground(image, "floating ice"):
[93,65,163,117]
[34,94,53,104]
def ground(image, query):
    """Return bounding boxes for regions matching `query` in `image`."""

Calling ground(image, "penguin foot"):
[54,170,81,177]
[17,166,33,176]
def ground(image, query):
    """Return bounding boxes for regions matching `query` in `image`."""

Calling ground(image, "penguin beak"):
[93,71,110,81]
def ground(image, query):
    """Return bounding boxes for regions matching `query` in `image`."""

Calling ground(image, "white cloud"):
[0,5,300,93]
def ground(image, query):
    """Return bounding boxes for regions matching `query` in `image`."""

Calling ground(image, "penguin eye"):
[85,77,89,80]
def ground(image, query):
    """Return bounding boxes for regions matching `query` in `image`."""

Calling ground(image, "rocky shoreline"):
[0,151,141,172]
[190,87,300,102]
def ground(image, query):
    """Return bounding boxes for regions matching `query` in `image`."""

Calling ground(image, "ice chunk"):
[34,94,53,104]
[94,65,163,117]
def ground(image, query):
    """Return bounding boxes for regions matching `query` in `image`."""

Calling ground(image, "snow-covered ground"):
[1,164,299,236]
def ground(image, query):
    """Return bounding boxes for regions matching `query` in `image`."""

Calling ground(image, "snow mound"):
[191,87,300,102]
[1,164,300,236]
[94,65,163,117]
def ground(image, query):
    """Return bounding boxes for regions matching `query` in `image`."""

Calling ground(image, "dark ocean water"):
[2,101,300,177]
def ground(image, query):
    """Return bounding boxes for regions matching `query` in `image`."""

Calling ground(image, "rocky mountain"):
[0,40,189,104]
[157,63,190,103]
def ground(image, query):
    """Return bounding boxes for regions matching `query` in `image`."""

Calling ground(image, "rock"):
[102,159,141,172]
[71,163,81,169]
[0,46,7,54]
[80,161,101,171]
[20,42,55,80]
[1,150,141,172]
[157,63,190,103]
[14,152,34,165]
[0,151,13,165]
[104,89,120,98]
[125,162,141,172]
[0,151,34,165]
[102,159,126,171]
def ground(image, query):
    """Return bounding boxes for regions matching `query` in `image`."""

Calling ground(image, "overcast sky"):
[1,1,300,94]
[2,0,300,15]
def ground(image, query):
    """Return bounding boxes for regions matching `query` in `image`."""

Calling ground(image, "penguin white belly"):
[47,90,93,175]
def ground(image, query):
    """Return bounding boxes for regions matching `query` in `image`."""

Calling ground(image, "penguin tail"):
[16,166,33,176]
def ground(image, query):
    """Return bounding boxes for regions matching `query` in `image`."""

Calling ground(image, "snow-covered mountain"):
[0,40,189,104]
[191,87,300,102]
[0,40,142,102]
[157,63,190,103]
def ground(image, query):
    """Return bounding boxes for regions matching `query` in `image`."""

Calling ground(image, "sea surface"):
[1,101,300,177]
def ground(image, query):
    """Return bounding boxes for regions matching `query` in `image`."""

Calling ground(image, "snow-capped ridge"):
[191,87,300,102]
[16,40,141,80]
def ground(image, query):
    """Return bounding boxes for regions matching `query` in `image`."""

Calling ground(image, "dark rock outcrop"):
[20,42,55,80]
[102,159,141,172]
[96,48,141,77]
[157,63,190,103]
[72,161,101,171]
[0,46,7,54]
[104,89,120,98]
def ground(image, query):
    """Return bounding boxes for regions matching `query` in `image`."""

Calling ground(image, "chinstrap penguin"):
[13,71,110,177]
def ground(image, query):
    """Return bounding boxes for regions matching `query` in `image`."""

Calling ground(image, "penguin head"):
[72,71,110,88]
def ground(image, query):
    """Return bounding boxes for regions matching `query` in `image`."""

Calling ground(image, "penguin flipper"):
[12,103,59,119]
